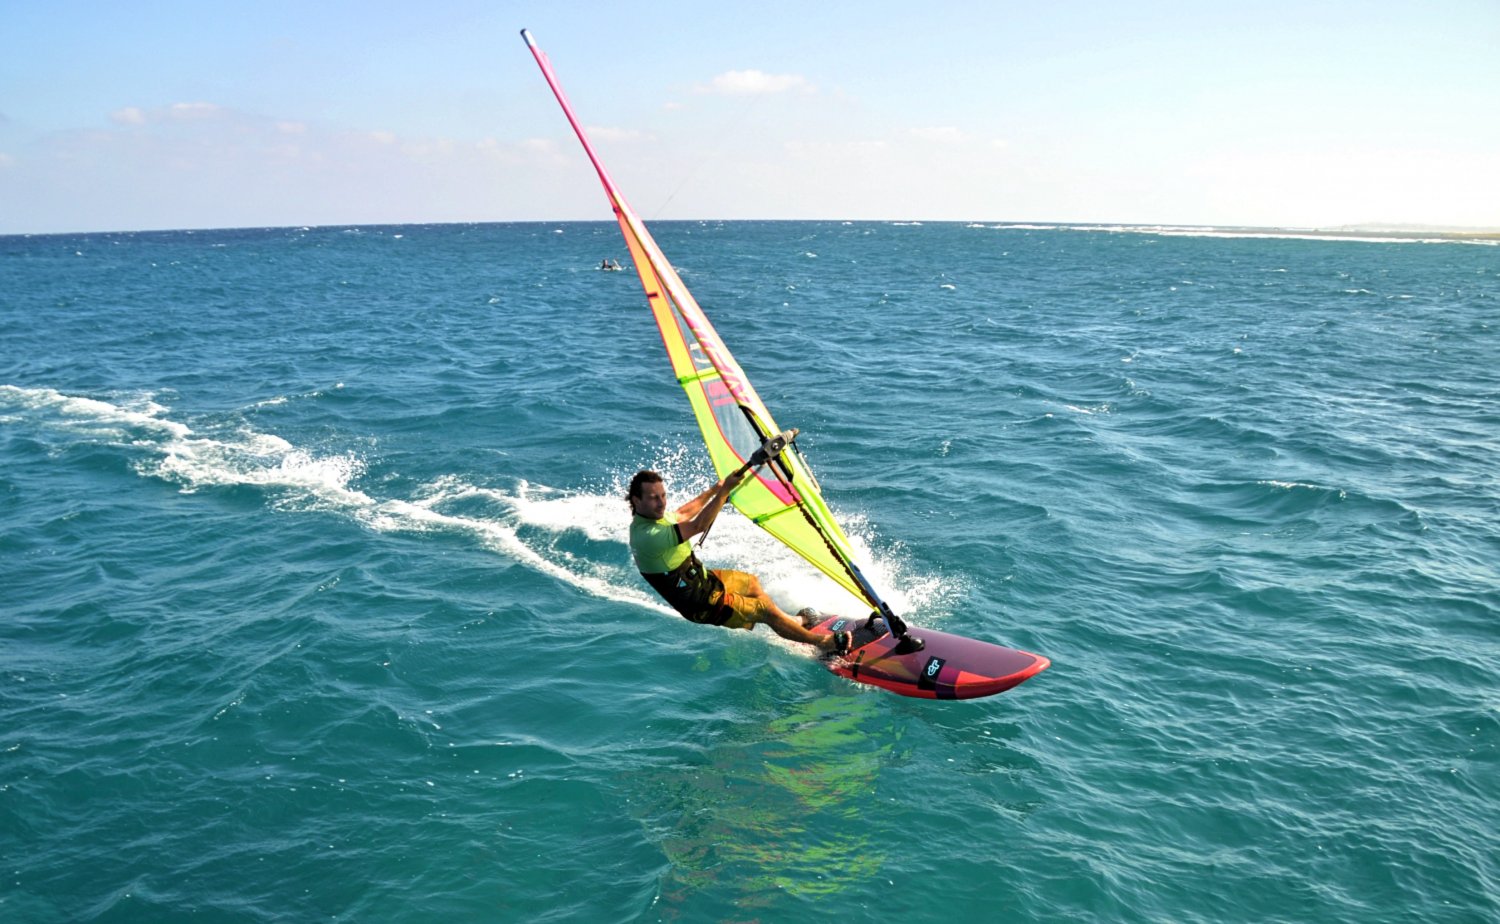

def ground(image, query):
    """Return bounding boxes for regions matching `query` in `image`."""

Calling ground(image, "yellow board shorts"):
[707,570,761,630]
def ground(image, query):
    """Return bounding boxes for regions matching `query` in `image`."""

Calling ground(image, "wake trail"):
[4,386,948,621]
[1,385,658,613]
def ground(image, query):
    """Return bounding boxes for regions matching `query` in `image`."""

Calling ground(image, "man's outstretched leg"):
[717,571,847,652]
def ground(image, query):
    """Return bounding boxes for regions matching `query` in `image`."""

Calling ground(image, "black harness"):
[641,552,731,626]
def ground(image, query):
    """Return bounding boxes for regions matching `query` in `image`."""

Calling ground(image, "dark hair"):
[627,469,663,512]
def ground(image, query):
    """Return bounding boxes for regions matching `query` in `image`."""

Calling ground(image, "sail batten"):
[523,29,886,613]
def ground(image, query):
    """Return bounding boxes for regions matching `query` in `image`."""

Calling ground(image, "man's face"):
[634,480,668,519]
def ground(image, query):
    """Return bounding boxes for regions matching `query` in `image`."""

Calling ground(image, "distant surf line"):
[969,223,1500,246]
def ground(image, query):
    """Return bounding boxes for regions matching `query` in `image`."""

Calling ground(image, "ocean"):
[2,221,1496,922]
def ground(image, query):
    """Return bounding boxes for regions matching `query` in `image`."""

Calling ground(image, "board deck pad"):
[812,615,1049,700]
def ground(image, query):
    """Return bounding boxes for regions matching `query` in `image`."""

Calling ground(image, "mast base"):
[863,608,924,652]
[892,633,926,654]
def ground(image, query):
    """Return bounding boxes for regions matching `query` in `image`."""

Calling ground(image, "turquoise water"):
[2,221,1496,922]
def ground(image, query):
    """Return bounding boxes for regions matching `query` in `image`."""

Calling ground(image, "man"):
[627,468,851,654]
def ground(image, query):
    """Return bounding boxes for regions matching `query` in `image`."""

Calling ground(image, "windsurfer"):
[627,469,851,654]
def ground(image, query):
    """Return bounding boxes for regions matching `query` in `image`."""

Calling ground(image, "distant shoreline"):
[5,220,1498,243]
[1179,226,1500,243]
[981,222,1500,244]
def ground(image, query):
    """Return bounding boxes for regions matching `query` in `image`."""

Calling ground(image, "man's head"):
[627,469,667,519]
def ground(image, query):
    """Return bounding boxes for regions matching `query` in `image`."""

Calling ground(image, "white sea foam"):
[1064,403,1111,416]
[1259,479,1347,499]
[0,384,190,440]
[375,482,658,612]
[1,385,371,513]
[2,385,653,610]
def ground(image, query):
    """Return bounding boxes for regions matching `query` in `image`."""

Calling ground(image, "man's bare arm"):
[676,469,749,540]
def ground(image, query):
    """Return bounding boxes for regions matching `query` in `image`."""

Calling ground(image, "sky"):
[1,0,1497,234]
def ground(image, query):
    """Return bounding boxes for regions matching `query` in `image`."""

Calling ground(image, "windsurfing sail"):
[521,28,901,625]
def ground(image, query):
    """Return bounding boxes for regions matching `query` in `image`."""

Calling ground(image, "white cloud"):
[588,126,652,143]
[109,103,221,125]
[909,126,966,144]
[783,139,890,157]
[700,69,812,96]
[0,98,634,232]
[518,137,559,156]
[504,137,572,167]
[169,102,222,120]
[398,138,457,159]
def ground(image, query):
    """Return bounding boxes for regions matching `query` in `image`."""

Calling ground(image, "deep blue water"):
[2,221,1497,922]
